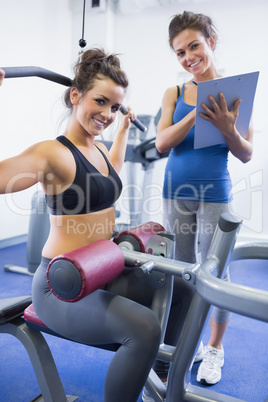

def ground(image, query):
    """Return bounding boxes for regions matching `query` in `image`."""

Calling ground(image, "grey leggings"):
[163,198,232,325]
[32,257,161,402]
[150,199,233,378]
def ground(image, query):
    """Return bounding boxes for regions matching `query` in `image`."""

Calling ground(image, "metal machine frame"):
[1,213,268,401]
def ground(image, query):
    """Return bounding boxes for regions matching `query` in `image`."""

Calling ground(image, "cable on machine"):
[79,0,87,52]
[1,0,147,133]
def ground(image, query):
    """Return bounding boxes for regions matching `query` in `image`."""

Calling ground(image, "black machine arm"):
[2,66,72,87]
[2,66,147,132]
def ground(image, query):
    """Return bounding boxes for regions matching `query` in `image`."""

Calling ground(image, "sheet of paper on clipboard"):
[194,71,259,149]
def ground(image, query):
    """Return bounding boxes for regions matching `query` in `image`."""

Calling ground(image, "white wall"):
[0,0,267,242]
[0,0,72,241]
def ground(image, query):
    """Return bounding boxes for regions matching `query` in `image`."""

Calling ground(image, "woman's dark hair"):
[64,48,129,110]
[168,11,218,49]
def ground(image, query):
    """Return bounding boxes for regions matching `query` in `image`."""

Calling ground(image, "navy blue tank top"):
[45,136,122,215]
[163,84,232,203]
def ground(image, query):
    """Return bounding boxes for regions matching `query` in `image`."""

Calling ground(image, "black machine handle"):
[119,104,147,132]
[2,66,147,133]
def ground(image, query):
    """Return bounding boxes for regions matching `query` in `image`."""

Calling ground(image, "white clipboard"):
[194,71,259,149]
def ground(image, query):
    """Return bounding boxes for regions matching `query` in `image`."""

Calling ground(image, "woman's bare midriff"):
[42,207,116,259]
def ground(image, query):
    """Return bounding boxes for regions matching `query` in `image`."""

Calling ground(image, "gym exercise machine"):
[1,214,268,401]
[4,190,50,275]
[1,66,267,401]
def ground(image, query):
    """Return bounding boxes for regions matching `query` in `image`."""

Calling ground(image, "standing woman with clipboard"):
[153,10,253,391]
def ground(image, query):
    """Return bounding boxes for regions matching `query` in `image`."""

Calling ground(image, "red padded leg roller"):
[113,221,165,252]
[47,239,125,302]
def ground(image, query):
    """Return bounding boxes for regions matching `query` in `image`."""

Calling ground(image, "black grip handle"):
[2,66,147,133]
[120,105,147,133]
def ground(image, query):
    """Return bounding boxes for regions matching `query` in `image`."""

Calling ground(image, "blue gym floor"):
[0,242,267,402]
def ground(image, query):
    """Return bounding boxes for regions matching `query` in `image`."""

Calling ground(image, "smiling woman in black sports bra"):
[0,50,161,402]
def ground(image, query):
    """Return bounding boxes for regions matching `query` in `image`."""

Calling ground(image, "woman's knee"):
[210,306,231,323]
[135,308,161,347]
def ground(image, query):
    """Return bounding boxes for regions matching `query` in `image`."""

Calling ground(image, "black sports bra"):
[45,136,123,215]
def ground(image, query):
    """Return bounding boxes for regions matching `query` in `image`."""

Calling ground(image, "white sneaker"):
[194,340,205,363]
[197,345,224,385]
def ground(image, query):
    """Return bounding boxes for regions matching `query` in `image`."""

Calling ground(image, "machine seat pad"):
[24,303,120,351]
[24,303,71,339]
[24,303,47,328]
[0,296,32,324]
